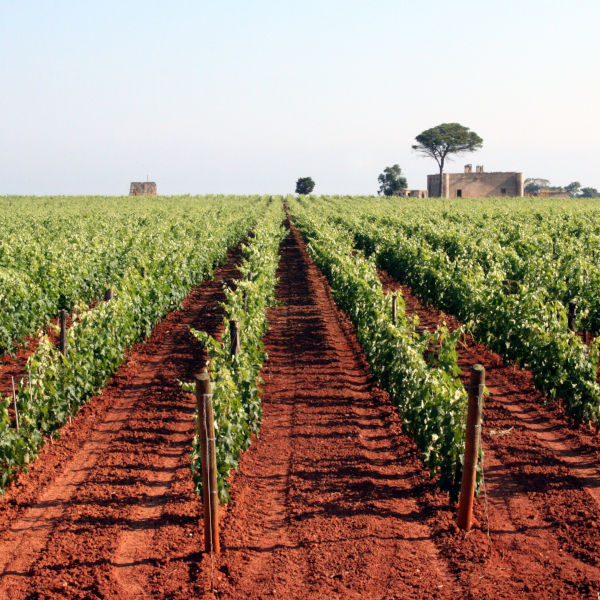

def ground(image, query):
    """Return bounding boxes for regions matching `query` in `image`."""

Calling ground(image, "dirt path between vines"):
[201,224,465,599]
[0,248,242,600]
[379,271,600,599]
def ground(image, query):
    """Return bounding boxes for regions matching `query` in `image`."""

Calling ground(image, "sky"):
[1,0,599,196]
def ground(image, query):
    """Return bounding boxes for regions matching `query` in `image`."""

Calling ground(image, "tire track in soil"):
[206,224,465,599]
[379,270,600,599]
[0,248,243,600]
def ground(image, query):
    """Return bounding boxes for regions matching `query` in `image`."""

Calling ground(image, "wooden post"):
[568,300,577,332]
[11,377,19,432]
[391,295,397,325]
[196,372,220,555]
[502,279,512,295]
[457,364,485,531]
[141,267,146,279]
[230,319,241,356]
[104,288,114,301]
[59,309,67,355]
[242,270,253,314]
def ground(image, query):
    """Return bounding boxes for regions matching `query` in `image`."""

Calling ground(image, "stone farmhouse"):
[427,165,524,198]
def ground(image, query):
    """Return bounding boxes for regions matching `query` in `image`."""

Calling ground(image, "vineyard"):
[0,195,600,599]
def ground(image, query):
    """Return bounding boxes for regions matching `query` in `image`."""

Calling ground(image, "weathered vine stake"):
[196,372,220,554]
[568,300,577,332]
[59,309,67,355]
[11,377,19,432]
[104,288,114,301]
[230,319,241,357]
[457,364,485,531]
[391,295,397,325]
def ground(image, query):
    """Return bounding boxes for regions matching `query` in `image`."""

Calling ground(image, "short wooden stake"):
[11,377,19,432]
[568,300,577,332]
[391,295,397,325]
[243,289,248,314]
[457,364,485,531]
[104,288,114,301]
[196,372,220,555]
[59,309,67,355]
[230,319,241,357]
[247,271,253,282]
[141,267,146,279]
[27,366,33,406]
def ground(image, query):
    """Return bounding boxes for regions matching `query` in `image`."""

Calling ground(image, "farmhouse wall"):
[427,172,524,198]
[129,182,158,196]
[395,189,428,198]
[535,188,570,198]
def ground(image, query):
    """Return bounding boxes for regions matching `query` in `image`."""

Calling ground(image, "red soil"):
[379,270,600,598]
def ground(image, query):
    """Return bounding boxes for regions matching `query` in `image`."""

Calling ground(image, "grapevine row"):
[0,197,269,492]
[188,201,286,502]
[0,196,252,355]
[317,196,600,424]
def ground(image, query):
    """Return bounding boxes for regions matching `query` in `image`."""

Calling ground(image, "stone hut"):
[129,182,158,196]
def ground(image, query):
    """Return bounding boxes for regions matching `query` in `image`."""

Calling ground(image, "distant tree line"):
[524,178,598,198]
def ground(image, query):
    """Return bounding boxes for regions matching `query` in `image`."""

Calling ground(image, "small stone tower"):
[129,182,157,196]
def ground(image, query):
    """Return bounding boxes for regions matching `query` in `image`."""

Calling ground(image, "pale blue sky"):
[1,1,598,195]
